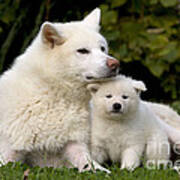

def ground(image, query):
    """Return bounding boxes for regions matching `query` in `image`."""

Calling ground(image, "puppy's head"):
[36,8,119,83]
[87,76,147,120]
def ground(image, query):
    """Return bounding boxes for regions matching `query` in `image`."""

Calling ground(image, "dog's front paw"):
[121,163,135,171]
[121,147,142,171]
[90,160,111,174]
[62,142,111,173]
[78,158,111,174]
[120,159,139,171]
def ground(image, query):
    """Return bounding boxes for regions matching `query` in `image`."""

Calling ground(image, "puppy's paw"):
[120,159,139,171]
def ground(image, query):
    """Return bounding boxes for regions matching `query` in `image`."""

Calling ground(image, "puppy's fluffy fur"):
[88,76,170,170]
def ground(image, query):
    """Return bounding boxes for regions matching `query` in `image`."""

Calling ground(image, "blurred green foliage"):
[100,0,180,102]
[0,0,179,112]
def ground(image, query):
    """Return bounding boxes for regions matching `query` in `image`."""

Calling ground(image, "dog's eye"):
[77,48,90,54]
[122,95,129,99]
[100,46,106,52]
[106,94,112,98]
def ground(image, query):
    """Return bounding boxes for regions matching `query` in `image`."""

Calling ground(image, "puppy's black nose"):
[113,103,121,111]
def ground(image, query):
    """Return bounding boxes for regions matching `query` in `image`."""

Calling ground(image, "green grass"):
[0,162,179,180]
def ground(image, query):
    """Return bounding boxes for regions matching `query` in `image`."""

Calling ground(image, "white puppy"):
[0,8,119,172]
[88,76,170,170]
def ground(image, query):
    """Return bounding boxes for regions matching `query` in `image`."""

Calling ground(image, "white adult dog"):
[0,8,119,172]
[88,76,172,170]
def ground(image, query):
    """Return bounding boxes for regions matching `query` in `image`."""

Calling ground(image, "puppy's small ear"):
[87,84,100,95]
[83,8,101,32]
[132,80,147,95]
[41,22,65,48]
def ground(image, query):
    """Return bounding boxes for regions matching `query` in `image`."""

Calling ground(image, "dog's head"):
[35,8,119,83]
[87,76,147,120]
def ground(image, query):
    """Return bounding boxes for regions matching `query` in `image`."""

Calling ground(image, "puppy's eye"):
[77,48,90,54]
[106,94,112,98]
[122,95,129,99]
[101,46,106,52]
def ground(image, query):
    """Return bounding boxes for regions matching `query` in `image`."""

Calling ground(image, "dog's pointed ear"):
[132,80,147,95]
[83,8,101,32]
[41,22,66,48]
[87,84,100,96]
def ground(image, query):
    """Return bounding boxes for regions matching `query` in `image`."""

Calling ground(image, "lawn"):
[0,162,179,180]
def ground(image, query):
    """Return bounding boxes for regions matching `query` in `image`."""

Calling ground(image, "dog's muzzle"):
[112,102,122,113]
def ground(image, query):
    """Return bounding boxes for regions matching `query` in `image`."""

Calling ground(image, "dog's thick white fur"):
[144,102,180,149]
[0,8,121,173]
[88,76,170,170]
[146,102,180,131]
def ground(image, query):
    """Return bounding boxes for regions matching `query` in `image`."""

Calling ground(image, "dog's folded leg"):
[62,141,110,173]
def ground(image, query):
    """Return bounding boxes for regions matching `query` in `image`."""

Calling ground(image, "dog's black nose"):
[113,103,121,111]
